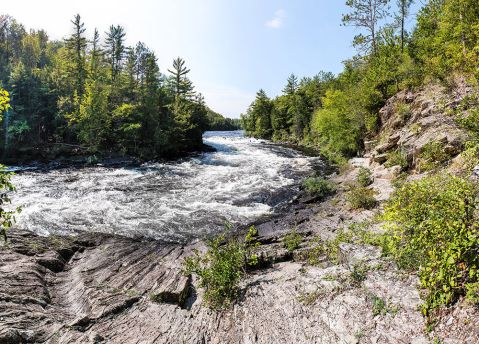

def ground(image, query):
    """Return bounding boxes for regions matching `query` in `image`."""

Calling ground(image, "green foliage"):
[206,109,241,131]
[311,89,362,157]
[411,0,479,78]
[396,102,412,122]
[345,186,377,210]
[357,167,373,187]
[382,174,479,314]
[465,281,479,305]
[0,16,212,161]
[283,229,302,253]
[0,89,10,114]
[391,172,409,189]
[183,226,260,310]
[303,176,336,199]
[0,90,20,241]
[417,141,451,172]
[371,295,387,316]
[324,229,354,264]
[350,262,369,285]
[384,149,409,170]
[183,234,245,310]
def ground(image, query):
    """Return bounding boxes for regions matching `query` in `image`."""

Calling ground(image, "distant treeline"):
[207,109,241,131]
[0,14,234,161]
[241,0,479,164]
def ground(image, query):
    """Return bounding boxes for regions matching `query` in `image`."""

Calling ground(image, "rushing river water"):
[10,131,321,243]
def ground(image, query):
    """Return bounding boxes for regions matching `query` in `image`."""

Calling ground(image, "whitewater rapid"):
[10,131,320,243]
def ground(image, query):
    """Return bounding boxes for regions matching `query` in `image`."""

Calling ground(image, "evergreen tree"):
[168,57,194,100]
[342,0,391,54]
[105,25,126,82]
[396,0,414,52]
[283,74,298,95]
[65,14,87,98]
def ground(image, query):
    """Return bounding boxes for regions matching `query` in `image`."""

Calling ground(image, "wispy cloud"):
[265,9,286,29]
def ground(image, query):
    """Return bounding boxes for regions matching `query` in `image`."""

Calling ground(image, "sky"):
[2,0,421,118]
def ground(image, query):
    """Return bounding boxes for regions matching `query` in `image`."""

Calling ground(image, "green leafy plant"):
[345,186,377,210]
[350,262,369,285]
[0,168,20,241]
[391,172,408,189]
[183,225,260,310]
[417,141,451,172]
[382,173,479,315]
[283,229,302,252]
[384,148,409,170]
[396,102,412,122]
[357,167,373,187]
[0,88,20,242]
[303,176,336,199]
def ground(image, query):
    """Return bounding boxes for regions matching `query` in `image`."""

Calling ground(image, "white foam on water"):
[10,131,320,242]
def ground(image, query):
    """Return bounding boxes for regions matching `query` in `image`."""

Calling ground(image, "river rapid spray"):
[10,131,321,243]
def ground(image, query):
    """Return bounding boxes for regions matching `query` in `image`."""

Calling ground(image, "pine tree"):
[89,28,102,79]
[396,0,414,52]
[65,14,87,98]
[283,74,298,95]
[105,25,126,81]
[342,0,391,54]
[168,57,194,100]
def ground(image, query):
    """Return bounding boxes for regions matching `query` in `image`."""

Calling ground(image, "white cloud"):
[265,9,286,29]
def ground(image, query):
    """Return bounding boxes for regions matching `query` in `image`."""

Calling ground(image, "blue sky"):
[3,0,421,118]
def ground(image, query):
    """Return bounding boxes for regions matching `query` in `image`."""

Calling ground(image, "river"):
[10,131,321,243]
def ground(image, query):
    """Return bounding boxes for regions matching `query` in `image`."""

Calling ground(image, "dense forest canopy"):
[241,0,479,164]
[0,14,237,162]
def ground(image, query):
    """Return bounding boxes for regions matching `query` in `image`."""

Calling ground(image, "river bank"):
[2,154,479,344]
[0,156,435,344]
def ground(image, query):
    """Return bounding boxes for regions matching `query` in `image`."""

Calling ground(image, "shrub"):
[0,165,20,241]
[283,229,302,252]
[391,172,408,189]
[396,102,412,122]
[384,149,409,170]
[357,167,373,187]
[183,226,260,309]
[459,141,479,176]
[303,177,336,199]
[417,141,450,172]
[346,186,377,210]
[0,90,19,242]
[382,174,479,315]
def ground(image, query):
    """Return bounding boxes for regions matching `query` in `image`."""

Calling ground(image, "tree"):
[168,57,194,100]
[89,28,103,79]
[250,89,273,139]
[396,0,414,52]
[105,25,126,81]
[283,74,298,95]
[75,79,110,148]
[342,0,391,54]
[65,14,87,98]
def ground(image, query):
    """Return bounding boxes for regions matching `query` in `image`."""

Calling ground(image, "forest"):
[0,14,238,162]
[241,0,479,164]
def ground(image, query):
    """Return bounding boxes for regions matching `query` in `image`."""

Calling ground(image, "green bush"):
[417,141,451,172]
[384,149,409,170]
[346,186,377,210]
[382,174,479,315]
[396,102,412,122]
[357,167,373,187]
[283,229,302,252]
[183,226,259,309]
[303,177,336,199]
